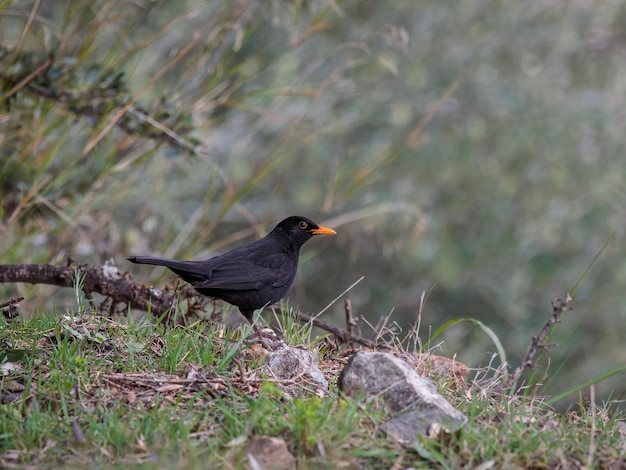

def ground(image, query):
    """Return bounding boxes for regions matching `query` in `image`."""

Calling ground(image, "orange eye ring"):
[298,221,308,230]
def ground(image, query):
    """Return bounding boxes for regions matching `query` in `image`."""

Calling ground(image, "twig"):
[292,310,379,349]
[1,296,24,321]
[344,298,356,337]
[504,294,572,391]
[406,79,460,149]
[4,58,52,99]
[0,296,24,309]
[587,385,596,469]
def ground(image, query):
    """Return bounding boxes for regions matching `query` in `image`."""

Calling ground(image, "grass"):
[1,301,624,468]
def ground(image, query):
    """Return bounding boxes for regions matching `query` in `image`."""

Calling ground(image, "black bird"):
[128,216,336,322]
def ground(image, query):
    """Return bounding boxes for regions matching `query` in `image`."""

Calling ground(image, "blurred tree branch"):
[0,45,199,151]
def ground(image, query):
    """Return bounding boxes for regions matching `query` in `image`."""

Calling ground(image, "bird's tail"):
[127,256,207,282]
[128,255,197,271]
[127,256,180,268]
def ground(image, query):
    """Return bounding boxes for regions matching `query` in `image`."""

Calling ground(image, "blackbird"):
[128,216,336,322]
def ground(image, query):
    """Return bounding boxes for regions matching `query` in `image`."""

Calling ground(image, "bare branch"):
[0,262,178,320]
[504,294,572,391]
[0,262,382,348]
[293,310,379,349]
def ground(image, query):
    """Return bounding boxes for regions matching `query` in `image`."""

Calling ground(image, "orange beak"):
[310,225,337,236]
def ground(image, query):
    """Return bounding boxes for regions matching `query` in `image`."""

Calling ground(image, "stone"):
[268,346,328,397]
[338,351,467,442]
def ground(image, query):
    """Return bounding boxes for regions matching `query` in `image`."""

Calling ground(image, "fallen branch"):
[0,262,184,321]
[0,262,380,348]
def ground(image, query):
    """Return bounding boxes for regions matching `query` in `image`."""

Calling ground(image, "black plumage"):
[128,216,336,321]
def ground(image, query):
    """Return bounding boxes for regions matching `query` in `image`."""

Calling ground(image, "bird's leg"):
[240,308,271,347]
[244,309,284,350]
[250,323,282,350]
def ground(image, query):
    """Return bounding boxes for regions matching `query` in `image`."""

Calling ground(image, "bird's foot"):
[249,325,285,351]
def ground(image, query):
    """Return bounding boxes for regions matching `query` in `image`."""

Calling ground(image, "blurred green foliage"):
[1,0,625,405]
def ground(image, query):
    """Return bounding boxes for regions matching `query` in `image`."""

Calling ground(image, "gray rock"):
[268,346,328,397]
[338,351,467,442]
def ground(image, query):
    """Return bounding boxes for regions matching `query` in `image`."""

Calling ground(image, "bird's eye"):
[298,221,308,230]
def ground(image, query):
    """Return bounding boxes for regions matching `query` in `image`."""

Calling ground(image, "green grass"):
[1,305,624,468]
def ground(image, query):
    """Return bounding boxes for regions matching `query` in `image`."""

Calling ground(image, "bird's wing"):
[192,257,294,291]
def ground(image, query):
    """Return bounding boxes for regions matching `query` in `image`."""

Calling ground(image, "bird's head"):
[270,216,336,248]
